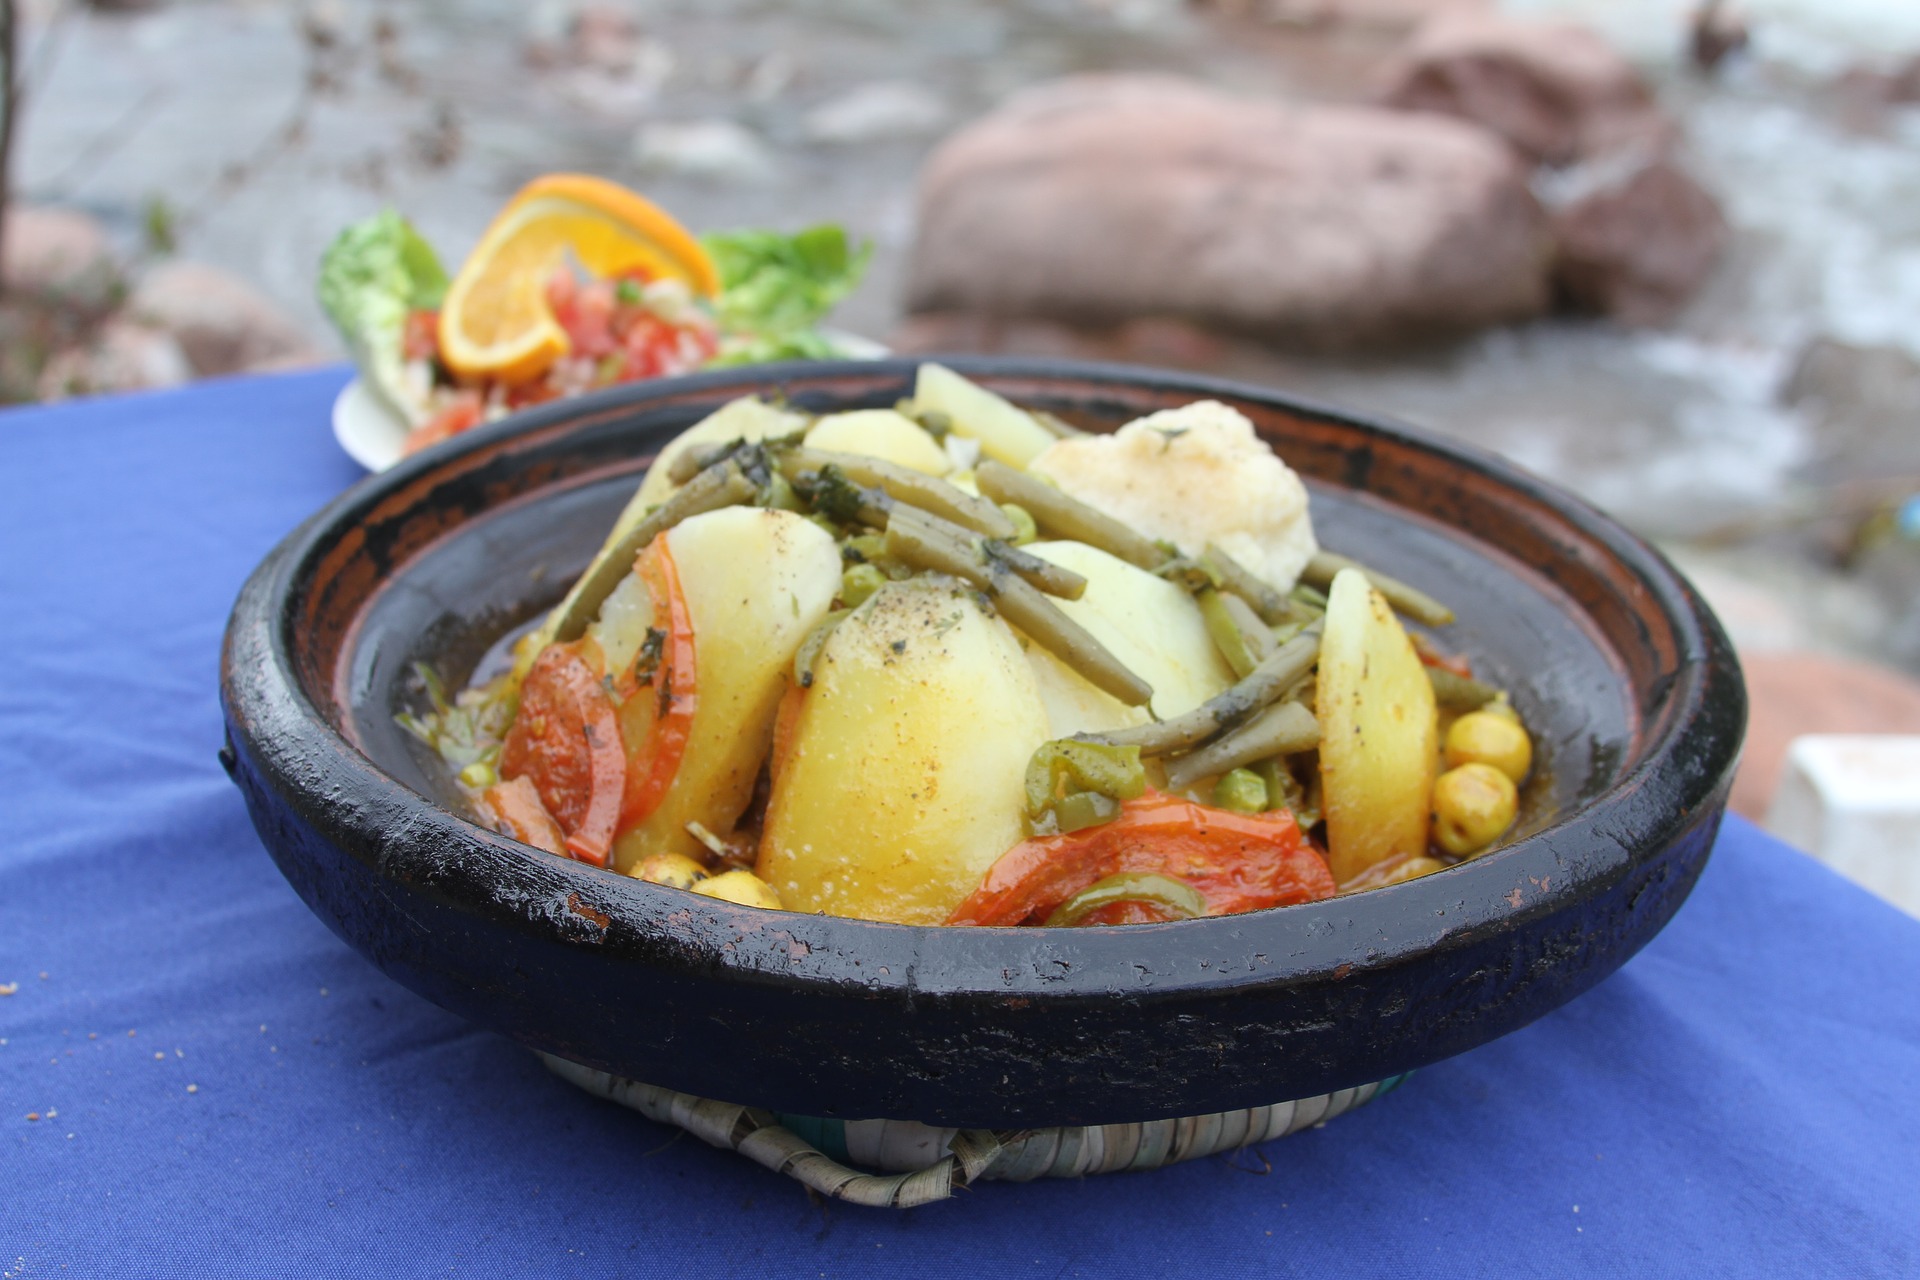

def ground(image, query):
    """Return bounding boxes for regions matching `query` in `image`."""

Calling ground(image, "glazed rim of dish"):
[223,357,1743,1117]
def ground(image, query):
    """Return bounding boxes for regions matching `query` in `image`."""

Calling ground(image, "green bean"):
[1078,622,1322,756]
[1198,588,1259,679]
[552,462,758,643]
[974,461,1167,571]
[1302,550,1454,627]
[1044,873,1207,927]
[1201,542,1296,626]
[1211,768,1269,814]
[781,446,1016,540]
[1163,700,1322,792]
[1428,666,1501,710]
[1218,590,1274,662]
[884,509,1153,707]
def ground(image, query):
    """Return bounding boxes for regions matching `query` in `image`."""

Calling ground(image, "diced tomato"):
[480,775,567,857]
[947,792,1337,926]
[499,642,627,866]
[503,379,563,410]
[562,280,619,358]
[403,390,485,455]
[614,537,697,829]
[403,309,440,362]
[1412,632,1473,679]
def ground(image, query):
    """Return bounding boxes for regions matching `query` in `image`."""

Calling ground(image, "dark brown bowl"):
[219,358,1744,1128]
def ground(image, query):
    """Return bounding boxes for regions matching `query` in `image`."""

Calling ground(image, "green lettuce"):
[318,210,449,423]
[701,224,872,365]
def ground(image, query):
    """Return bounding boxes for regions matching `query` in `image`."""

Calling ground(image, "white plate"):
[332,331,894,472]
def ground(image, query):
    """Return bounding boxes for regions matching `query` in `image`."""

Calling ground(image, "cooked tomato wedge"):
[499,642,626,866]
[947,791,1336,926]
[479,775,567,857]
[615,537,697,829]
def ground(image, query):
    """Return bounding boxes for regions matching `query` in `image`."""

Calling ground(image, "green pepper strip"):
[1044,873,1208,927]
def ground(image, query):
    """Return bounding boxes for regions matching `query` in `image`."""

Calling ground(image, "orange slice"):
[437,174,721,385]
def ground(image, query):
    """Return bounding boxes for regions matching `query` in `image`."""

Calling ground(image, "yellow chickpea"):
[1444,711,1533,783]
[690,869,785,910]
[1431,762,1518,857]
[631,852,709,890]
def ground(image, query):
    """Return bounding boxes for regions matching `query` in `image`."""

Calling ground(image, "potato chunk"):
[1022,541,1234,735]
[907,363,1055,469]
[611,507,841,869]
[804,409,951,475]
[757,578,1052,924]
[1318,567,1438,884]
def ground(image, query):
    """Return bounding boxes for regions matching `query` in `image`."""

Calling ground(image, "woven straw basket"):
[544,1054,1407,1208]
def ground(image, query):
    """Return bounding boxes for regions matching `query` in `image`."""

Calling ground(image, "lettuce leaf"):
[318,210,448,424]
[701,224,871,362]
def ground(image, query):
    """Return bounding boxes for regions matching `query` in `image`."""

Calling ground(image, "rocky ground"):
[6,0,1919,815]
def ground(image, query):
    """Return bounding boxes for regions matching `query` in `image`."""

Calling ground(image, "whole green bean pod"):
[781,446,1017,540]
[973,460,1167,571]
[551,462,758,643]
[1201,542,1296,626]
[1301,550,1455,627]
[1163,701,1322,792]
[1078,622,1322,756]
[884,509,1153,707]
[1428,666,1501,709]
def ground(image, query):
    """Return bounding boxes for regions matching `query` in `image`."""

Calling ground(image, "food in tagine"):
[400,366,1537,926]
[318,174,871,456]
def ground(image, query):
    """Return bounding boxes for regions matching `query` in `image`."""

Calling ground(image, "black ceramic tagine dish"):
[220,357,1745,1130]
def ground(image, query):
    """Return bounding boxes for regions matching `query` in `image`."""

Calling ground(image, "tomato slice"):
[615,537,697,829]
[479,775,567,857]
[947,791,1336,926]
[403,391,484,455]
[499,642,626,866]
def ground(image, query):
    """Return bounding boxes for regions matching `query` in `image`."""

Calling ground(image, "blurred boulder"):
[906,76,1553,347]
[1546,150,1726,325]
[1377,13,1671,166]
[3,205,121,312]
[803,81,950,145]
[128,262,321,377]
[37,319,192,401]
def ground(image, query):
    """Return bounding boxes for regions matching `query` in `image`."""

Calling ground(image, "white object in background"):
[331,331,893,472]
[1765,735,1920,918]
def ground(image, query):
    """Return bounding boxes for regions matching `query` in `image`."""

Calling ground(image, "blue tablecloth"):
[4,369,1918,1278]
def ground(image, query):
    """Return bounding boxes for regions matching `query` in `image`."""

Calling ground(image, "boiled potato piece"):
[908,363,1055,470]
[611,507,841,870]
[633,395,807,510]
[1319,567,1438,885]
[757,579,1052,924]
[1022,541,1234,733]
[805,409,951,475]
[524,397,808,673]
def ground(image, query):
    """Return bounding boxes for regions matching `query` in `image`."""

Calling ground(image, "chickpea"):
[690,869,784,910]
[1444,711,1533,783]
[632,852,710,890]
[1431,762,1518,857]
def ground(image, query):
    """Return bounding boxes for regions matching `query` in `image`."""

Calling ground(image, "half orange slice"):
[437,174,720,385]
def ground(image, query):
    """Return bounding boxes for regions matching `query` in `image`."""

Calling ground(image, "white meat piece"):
[1028,400,1318,592]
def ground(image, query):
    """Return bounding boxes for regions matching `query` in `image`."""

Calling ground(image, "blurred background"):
[3,0,1918,835]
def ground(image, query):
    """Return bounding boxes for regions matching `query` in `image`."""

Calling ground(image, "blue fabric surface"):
[3,370,1918,1278]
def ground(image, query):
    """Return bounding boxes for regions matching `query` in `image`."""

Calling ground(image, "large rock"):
[3,205,120,311]
[1782,339,1920,487]
[127,261,320,377]
[37,319,193,401]
[1377,14,1670,166]
[906,76,1553,347]
[1547,151,1726,325]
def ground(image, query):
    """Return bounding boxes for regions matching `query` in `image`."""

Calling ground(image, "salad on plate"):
[319,173,874,468]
